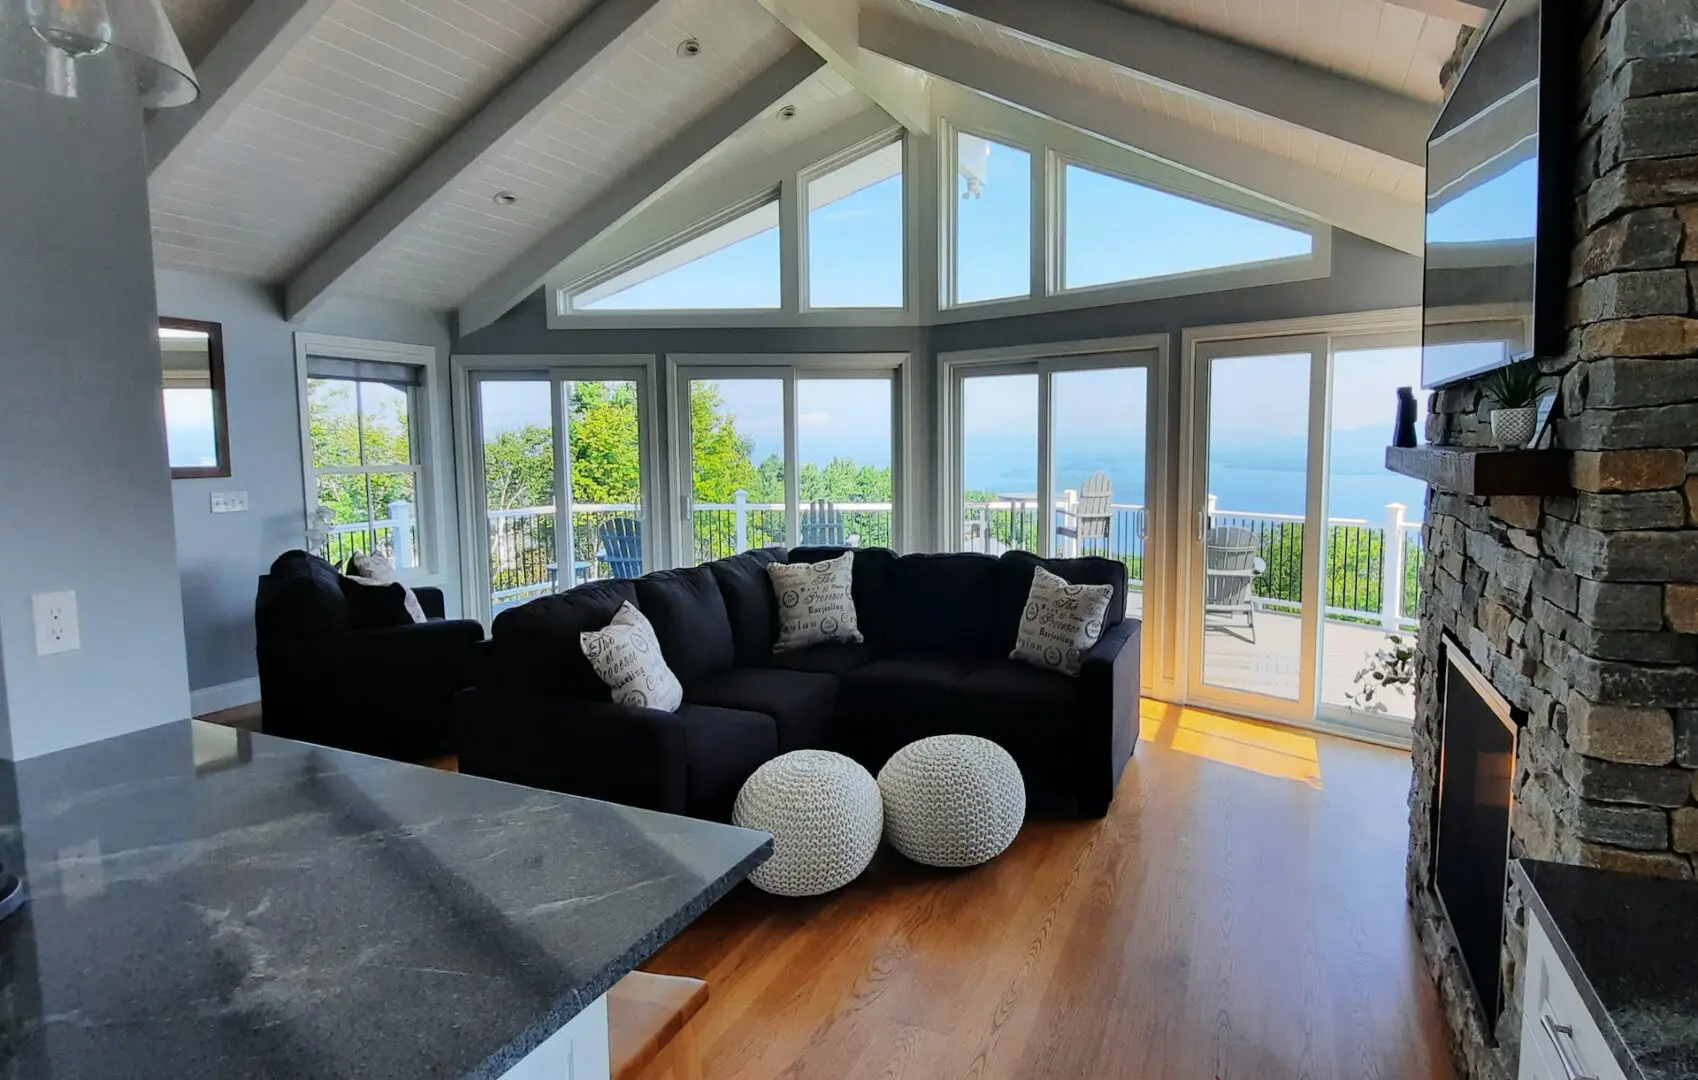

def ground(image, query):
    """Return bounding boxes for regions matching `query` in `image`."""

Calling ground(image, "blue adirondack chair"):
[598,517,643,579]
[798,500,847,547]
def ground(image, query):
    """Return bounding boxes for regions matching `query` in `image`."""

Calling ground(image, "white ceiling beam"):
[145,0,336,178]
[754,0,933,135]
[282,0,666,322]
[1380,0,1491,26]
[457,46,828,335]
[919,0,1434,166]
[555,110,898,300]
[864,11,1423,256]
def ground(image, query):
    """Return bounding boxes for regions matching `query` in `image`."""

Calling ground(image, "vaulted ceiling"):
[147,0,1485,329]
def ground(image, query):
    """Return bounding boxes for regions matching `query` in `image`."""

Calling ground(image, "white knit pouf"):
[733,750,883,897]
[877,736,1025,868]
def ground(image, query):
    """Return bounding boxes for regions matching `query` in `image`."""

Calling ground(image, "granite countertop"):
[1513,859,1698,1080]
[0,721,770,1079]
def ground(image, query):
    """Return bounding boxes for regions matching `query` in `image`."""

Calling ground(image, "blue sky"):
[1427,158,1537,245]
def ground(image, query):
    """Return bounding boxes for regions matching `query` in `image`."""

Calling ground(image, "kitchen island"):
[0,720,770,1079]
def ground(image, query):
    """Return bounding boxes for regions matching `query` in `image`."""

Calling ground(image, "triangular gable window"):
[571,199,780,311]
[1061,162,1314,292]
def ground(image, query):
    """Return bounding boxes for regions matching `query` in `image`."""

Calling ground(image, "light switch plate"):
[210,491,249,514]
[32,590,79,655]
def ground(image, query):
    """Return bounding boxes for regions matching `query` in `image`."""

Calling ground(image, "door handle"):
[1540,1014,1597,1080]
[1196,510,1206,543]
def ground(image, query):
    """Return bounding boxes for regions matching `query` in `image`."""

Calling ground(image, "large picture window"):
[305,358,427,571]
[953,132,1031,305]
[806,140,904,309]
[1061,162,1314,291]
[571,199,781,312]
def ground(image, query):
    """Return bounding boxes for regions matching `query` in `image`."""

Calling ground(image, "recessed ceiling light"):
[776,104,797,121]
[677,37,701,58]
[493,190,518,206]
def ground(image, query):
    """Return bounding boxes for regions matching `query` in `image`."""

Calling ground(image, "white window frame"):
[1054,156,1322,299]
[450,353,662,625]
[549,130,918,331]
[932,92,1333,322]
[666,352,912,563]
[941,124,1040,311]
[294,333,450,587]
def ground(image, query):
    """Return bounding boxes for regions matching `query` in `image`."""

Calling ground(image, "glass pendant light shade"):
[0,0,197,107]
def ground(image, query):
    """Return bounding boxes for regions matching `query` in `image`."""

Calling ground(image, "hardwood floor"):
[647,704,1457,1080]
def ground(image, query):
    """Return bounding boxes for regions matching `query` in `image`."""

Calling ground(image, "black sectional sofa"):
[256,551,486,761]
[459,546,1141,821]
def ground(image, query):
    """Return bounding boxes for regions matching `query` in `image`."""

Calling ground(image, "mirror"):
[159,317,230,479]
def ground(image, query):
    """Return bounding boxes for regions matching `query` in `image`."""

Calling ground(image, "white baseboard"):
[190,677,261,718]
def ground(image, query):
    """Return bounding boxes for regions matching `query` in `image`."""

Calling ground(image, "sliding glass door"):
[951,352,1156,621]
[470,369,650,618]
[677,363,897,564]
[1184,329,1422,738]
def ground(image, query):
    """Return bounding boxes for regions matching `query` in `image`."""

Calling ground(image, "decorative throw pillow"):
[768,551,863,653]
[1010,565,1113,677]
[345,552,425,624]
[579,602,684,712]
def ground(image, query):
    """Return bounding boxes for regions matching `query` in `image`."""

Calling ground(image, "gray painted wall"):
[155,270,460,699]
[0,64,191,760]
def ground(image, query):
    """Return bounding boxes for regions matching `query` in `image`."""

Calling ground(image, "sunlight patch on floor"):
[1138,701,1323,789]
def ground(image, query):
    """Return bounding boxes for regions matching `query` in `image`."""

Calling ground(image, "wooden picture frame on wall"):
[159,316,232,480]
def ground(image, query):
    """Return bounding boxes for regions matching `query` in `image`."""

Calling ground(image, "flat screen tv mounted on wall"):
[1421,0,1577,389]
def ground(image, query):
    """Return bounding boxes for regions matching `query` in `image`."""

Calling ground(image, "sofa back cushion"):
[992,551,1128,657]
[633,565,735,685]
[788,546,898,647]
[489,579,638,699]
[256,550,350,639]
[708,547,788,665]
[885,552,1001,658]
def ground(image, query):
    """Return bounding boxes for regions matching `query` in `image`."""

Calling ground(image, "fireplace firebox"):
[1432,635,1517,1029]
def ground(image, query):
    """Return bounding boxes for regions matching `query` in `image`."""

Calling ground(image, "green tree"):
[690,384,761,502]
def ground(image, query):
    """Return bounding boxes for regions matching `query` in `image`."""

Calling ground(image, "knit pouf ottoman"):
[878,735,1026,868]
[732,750,883,897]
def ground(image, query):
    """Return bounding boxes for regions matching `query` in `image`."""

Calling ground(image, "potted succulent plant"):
[1480,361,1541,446]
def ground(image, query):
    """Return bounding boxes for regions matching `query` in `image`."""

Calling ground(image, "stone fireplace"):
[1405,1,1698,1077]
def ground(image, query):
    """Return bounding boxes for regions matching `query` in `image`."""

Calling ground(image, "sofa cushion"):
[759,642,882,677]
[257,550,350,638]
[789,546,898,647]
[686,668,837,753]
[707,547,788,665]
[993,551,1127,657]
[488,579,639,699]
[633,566,735,685]
[886,553,1001,658]
[673,704,780,822]
[956,660,1095,789]
[338,577,416,630]
[835,655,980,770]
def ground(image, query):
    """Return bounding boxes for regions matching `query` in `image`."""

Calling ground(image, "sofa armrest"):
[457,691,690,815]
[1075,618,1142,814]
[414,586,447,620]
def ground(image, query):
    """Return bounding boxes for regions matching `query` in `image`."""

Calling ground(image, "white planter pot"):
[1491,406,1537,447]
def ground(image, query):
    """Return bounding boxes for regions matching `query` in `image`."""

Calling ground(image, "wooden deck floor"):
[647,703,1455,1080]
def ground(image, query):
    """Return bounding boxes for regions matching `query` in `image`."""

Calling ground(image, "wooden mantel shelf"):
[1385,445,1572,496]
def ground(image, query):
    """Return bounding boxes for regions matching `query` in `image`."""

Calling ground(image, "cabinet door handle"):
[1540,1013,1597,1080]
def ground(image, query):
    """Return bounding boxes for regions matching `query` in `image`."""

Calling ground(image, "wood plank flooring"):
[646,704,1457,1080]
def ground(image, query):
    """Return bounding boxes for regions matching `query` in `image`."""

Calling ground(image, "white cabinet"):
[499,993,611,1080]
[1518,918,1628,1080]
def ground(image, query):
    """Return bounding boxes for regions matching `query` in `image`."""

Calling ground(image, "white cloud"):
[798,410,831,428]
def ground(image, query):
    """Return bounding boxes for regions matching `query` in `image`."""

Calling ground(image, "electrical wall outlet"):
[210,491,249,514]
[32,591,79,656]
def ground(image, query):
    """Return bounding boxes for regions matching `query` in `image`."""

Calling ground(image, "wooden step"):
[609,971,709,1080]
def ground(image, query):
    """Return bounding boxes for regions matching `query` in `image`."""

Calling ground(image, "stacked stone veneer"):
[1407,1,1698,1078]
